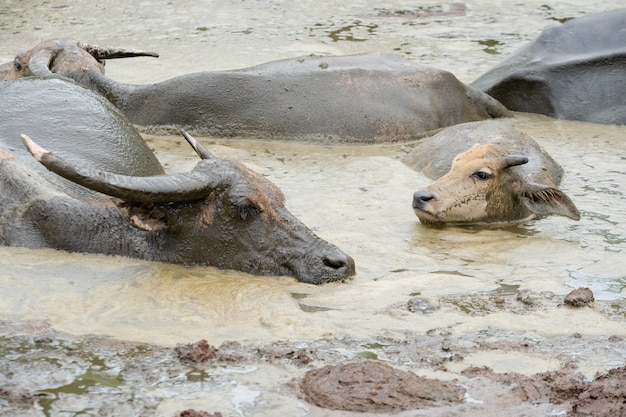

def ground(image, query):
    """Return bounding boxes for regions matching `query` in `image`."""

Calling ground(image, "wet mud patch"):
[299,360,464,412]
[436,288,626,317]
[175,411,223,417]
[371,3,467,19]
[462,365,626,416]
[440,289,556,316]
[462,365,587,405]
[175,339,218,363]
[2,319,626,416]
[573,366,626,416]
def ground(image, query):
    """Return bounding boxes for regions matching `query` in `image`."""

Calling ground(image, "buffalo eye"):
[471,171,492,181]
[235,203,262,220]
[14,61,22,72]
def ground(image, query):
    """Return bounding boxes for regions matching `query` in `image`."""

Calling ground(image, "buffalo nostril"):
[413,190,435,208]
[323,253,356,274]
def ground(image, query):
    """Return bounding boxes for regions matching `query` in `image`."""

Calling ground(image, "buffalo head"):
[20,131,355,284]
[412,144,580,225]
[0,38,158,80]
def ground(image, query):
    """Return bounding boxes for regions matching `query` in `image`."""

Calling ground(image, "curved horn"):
[21,134,226,203]
[79,42,159,60]
[179,129,215,160]
[27,52,54,77]
[504,155,529,168]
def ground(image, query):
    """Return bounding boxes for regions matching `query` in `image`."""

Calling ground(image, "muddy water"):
[1,1,626,416]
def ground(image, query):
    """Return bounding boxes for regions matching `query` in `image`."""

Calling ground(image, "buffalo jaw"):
[20,134,355,284]
[412,144,580,225]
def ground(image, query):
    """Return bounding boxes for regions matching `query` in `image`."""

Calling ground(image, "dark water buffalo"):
[402,120,580,224]
[0,77,355,284]
[0,39,509,143]
[472,9,626,125]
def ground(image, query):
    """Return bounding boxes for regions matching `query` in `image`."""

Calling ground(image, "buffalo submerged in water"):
[472,8,626,125]
[0,77,355,284]
[0,38,510,143]
[403,120,580,225]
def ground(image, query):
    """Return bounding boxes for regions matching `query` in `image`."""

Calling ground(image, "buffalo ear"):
[115,200,168,232]
[520,183,581,220]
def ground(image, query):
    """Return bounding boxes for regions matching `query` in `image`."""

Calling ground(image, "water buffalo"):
[0,77,355,284]
[1,39,510,143]
[402,120,580,225]
[472,9,626,125]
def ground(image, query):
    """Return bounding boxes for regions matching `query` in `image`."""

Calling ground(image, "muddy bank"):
[1,308,625,417]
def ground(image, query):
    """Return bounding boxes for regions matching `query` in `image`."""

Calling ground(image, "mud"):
[462,365,626,416]
[176,411,223,417]
[573,367,626,416]
[2,313,626,417]
[299,361,465,412]
[564,288,595,307]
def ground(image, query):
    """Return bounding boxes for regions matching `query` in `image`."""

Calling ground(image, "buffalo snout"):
[412,190,435,210]
[291,243,356,285]
[323,250,355,274]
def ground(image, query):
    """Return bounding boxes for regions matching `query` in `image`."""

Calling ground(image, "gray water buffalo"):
[472,9,626,125]
[0,77,355,284]
[402,120,580,224]
[1,39,510,143]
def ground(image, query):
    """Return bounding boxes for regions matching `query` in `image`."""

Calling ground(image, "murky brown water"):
[1,1,625,416]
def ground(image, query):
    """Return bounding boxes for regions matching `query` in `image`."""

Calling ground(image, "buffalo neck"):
[70,70,139,117]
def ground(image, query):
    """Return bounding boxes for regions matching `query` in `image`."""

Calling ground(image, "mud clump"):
[174,339,217,363]
[564,287,595,307]
[300,360,465,412]
[175,410,223,417]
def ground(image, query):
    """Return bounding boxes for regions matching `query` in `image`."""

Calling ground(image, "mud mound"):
[175,410,222,417]
[300,360,465,412]
[462,365,587,404]
[463,365,626,415]
[573,366,626,417]
[174,339,217,363]
[564,287,594,307]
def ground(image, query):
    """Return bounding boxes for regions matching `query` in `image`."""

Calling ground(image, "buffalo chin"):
[413,209,445,226]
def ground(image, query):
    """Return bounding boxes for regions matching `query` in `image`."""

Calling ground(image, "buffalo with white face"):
[403,120,580,225]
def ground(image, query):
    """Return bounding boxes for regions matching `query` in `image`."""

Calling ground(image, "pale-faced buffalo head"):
[412,144,580,225]
[20,131,355,284]
[0,38,158,80]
